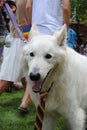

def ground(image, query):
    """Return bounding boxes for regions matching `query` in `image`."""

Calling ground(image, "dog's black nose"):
[30,72,40,81]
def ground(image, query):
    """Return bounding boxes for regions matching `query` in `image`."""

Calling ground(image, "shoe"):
[18,107,28,113]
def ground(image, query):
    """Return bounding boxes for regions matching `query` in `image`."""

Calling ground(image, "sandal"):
[18,107,28,113]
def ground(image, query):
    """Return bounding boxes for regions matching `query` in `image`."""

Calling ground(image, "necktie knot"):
[40,92,48,102]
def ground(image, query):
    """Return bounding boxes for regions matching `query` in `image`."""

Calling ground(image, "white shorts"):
[0,34,27,82]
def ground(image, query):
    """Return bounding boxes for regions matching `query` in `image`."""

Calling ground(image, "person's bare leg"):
[0,80,10,94]
[18,77,31,110]
[14,82,23,90]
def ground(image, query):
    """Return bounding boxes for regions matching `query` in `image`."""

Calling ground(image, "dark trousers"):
[0,10,7,36]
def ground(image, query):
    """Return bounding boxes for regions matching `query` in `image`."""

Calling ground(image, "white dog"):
[23,24,87,130]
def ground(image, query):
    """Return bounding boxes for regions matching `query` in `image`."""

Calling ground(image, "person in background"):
[27,0,70,33]
[0,0,32,113]
[26,0,77,49]
[0,9,8,65]
[0,0,6,7]
[0,10,7,36]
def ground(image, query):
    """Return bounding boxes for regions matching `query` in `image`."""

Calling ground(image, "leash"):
[0,2,31,57]
[34,92,48,130]
[4,2,29,43]
[0,2,30,57]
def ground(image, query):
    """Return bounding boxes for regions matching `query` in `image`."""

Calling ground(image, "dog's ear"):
[29,24,39,40]
[54,24,67,46]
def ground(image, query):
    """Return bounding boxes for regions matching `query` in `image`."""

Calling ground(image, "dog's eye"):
[30,52,34,57]
[45,54,52,59]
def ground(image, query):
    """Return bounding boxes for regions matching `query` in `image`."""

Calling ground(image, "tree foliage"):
[70,0,87,26]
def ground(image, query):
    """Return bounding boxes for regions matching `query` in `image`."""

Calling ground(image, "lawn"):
[0,89,68,130]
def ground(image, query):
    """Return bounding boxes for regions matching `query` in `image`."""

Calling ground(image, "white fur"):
[23,24,87,130]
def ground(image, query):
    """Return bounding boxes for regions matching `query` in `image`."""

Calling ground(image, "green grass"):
[0,90,35,130]
[0,89,68,130]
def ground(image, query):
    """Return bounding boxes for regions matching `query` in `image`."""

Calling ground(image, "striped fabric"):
[22,24,31,40]
[34,92,48,130]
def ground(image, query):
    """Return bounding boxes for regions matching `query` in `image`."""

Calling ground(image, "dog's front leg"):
[42,113,57,130]
[66,108,85,130]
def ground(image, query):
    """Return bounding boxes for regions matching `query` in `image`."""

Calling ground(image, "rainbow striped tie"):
[34,92,48,130]
[22,24,31,40]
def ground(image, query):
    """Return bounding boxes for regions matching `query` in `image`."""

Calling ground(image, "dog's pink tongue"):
[32,81,42,93]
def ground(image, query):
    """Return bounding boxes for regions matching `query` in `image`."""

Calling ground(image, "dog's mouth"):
[31,64,58,93]
[32,70,52,93]
[32,81,43,93]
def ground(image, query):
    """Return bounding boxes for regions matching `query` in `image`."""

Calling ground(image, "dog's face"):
[23,24,67,93]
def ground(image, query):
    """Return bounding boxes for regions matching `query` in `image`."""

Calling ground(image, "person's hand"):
[26,0,32,24]
[0,0,6,3]
[0,0,6,8]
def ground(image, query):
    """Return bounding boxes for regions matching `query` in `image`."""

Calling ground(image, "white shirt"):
[32,0,63,35]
